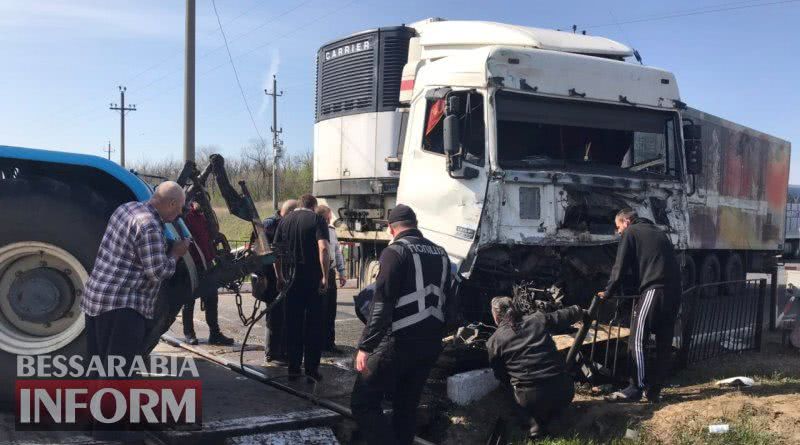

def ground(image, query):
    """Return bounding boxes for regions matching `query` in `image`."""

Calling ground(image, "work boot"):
[645,385,662,403]
[323,344,343,354]
[305,369,324,383]
[184,331,198,346]
[528,417,543,440]
[208,331,234,346]
[264,354,287,366]
[288,367,302,382]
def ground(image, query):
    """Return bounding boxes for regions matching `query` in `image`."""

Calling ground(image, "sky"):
[1,0,799,181]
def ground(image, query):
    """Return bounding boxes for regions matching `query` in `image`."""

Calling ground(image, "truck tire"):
[723,252,745,294]
[677,253,696,291]
[0,176,109,409]
[698,253,721,298]
[360,256,381,290]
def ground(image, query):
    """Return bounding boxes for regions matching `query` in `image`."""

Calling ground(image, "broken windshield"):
[496,91,679,177]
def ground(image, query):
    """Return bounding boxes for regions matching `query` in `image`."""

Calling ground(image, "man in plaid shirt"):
[81,181,190,370]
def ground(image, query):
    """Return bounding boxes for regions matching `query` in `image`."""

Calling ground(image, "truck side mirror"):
[443,95,462,173]
[443,96,461,158]
[443,114,460,157]
[683,124,702,175]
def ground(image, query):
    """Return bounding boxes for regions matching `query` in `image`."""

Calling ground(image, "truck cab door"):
[396,90,488,270]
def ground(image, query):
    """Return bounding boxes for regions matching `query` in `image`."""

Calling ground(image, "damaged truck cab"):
[314,19,790,316]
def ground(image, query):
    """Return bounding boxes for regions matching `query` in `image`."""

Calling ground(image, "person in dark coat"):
[261,199,297,364]
[486,297,583,439]
[598,208,682,403]
[273,195,329,380]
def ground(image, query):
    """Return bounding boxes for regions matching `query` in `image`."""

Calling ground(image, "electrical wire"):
[211,0,266,144]
[586,0,800,29]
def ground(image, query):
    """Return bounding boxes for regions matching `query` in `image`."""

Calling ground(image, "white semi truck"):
[313,19,791,317]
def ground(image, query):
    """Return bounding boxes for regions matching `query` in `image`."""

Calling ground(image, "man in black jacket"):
[487,297,583,439]
[262,199,297,364]
[274,195,329,380]
[598,208,681,403]
[351,204,450,445]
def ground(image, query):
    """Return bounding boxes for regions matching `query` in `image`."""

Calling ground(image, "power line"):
[130,0,359,107]
[125,0,277,87]
[43,0,317,127]
[130,0,314,95]
[212,0,265,144]
[586,0,800,29]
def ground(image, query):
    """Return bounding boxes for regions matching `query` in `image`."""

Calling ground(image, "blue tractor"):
[0,146,276,407]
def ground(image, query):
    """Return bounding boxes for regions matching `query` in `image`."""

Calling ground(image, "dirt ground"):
[433,331,800,445]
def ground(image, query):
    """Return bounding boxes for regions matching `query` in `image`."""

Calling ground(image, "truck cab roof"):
[410,19,634,60]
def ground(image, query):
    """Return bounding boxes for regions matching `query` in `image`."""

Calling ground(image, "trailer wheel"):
[0,176,109,408]
[360,256,381,290]
[698,253,721,297]
[677,253,696,291]
[723,253,745,294]
[785,240,800,259]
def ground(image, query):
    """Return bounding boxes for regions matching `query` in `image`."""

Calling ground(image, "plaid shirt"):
[80,202,176,319]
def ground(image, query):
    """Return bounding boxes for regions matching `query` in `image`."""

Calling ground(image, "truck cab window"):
[496,91,679,178]
[422,92,485,166]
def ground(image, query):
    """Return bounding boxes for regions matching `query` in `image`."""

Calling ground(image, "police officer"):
[598,208,681,403]
[351,204,450,445]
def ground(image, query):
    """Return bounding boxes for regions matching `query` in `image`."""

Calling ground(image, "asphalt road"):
[168,280,363,355]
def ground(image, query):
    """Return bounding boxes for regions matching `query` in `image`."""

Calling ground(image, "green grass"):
[214,200,274,243]
[669,409,778,445]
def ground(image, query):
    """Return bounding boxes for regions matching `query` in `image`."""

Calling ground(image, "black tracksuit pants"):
[286,266,323,372]
[182,289,221,335]
[628,286,680,389]
[513,373,574,433]
[323,267,337,349]
[351,340,441,445]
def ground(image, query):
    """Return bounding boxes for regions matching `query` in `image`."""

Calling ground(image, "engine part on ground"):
[511,280,565,316]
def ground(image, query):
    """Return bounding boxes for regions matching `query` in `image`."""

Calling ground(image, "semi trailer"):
[313,18,791,317]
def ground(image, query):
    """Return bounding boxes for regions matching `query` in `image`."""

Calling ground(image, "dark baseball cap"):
[387,204,417,224]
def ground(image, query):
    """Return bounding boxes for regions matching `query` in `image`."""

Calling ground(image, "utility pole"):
[184,0,196,162]
[103,141,115,161]
[265,74,283,211]
[109,86,136,168]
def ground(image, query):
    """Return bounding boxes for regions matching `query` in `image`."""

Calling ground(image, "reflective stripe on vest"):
[391,238,447,331]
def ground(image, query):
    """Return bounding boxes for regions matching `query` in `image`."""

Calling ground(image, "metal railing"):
[568,294,636,383]
[569,279,766,384]
[678,279,766,366]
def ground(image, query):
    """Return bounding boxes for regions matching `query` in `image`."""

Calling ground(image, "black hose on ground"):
[161,270,437,445]
[160,334,436,445]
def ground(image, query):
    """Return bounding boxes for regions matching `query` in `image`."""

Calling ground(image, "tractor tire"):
[0,176,111,410]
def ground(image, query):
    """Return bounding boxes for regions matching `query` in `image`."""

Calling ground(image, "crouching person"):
[486,297,584,440]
